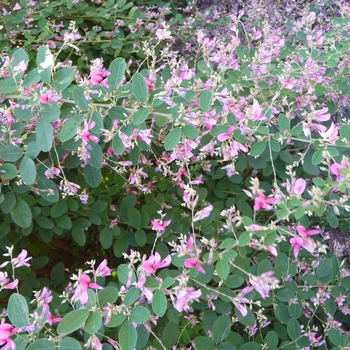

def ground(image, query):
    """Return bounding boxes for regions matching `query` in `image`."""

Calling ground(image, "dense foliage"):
[1,0,350,349]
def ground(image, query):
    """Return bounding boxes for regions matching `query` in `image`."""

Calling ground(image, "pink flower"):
[0,323,16,350]
[12,249,32,268]
[290,225,320,259]
[80,120,99,144]
[184,258,205,274]
[72,273,103,305]
[48,312,62,325]
[151,218,171,235]
[91,71,104,85]
[249,271,278,299]
[330,160,348,182]
[0,272,18,290]
[135,276,153,303]
[217,126,234,142]
[40,89,61,104]
[193,204,213,222]
[95,259,112,277]
[291,178,306,195]
[173,287,201,313]
[143,253,171,275]
[254,192,279,211]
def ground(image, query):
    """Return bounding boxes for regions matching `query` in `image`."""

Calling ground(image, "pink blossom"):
[0,272,18,290]
[80,120,99,144]
[233,286,254,316]
[156,28,172,40]
[91,71,104,85]
[217,126,234,142]
[250,99,264,120]
[173,287,201,313]
[135,276,153,303]
[184,258,205,274]
[0,323,16,350]
[193,204,213,222]
[151,218,171,235]
[143,252,171,275]
[44,167,60,179]
[249,271,278,299]
[330,160,348,182]
[95,259,112,277]
[254,192,279,211]
[290,225,320,259]
[48,312,62,325]
[291,178,306,195]
[40,89,61,104]
[72,273,103,305]
[12,249,32,268]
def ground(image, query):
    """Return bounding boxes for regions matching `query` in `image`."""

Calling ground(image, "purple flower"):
[143,253,171,275]
[193,204,213,222]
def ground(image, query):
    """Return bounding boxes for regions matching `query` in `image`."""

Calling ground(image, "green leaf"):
[238,231,250,247]
[1,192,16,214]
[132,73,148,103]
[37,177,59,202]
[28,339,55,350]
[316,259,334,282]
[74,86,90,110]
[127,207,141,228]
[98,286,119,307]
[125,287,140,306]
[59,337,82,350]
[57,309,90,334]
[112,133,126,154]
[194,336,216,350]
[72,227,86,246]
[0,145,23,161]
[84,164,102,188]
[264,331,278,350]
[296,31,307,40]
[132,107,149,125]
[8,294,29,328]
[183,124,199,139]
[85,311,102,334]
[130,306,151,324]
[36,45,53,84]
[19,156,37,185]
[23,68,41,88]
[0,163,17,179]
[164,127,182,151]
[278,114,290,131]
[117,264,136,285]
[239,342,262,350]
[119,321,137,350]
[200,90,213,112]
[328,328,342,346]
[250,141,267,157]
[108,57,126,90]
[10,48,29,81]
[53,67,75,91]
[40,103,61,122]
[216,259,229,279]
[36,119,53,152]
[152,290,167,317]
[311,150,324,165]
[60,114,84,142]
[0,78,17,93]
[163,322,180,347]
[88,141,102,168]
[212,315,231,343]
[287,318,301,340]
[100,227,113,249]
[11,198,32,228]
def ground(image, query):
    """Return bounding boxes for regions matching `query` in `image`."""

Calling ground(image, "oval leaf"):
[53,67,75,91]
[164,127,182,151]
[119,321,137,350]
[74,86,90,110]
[59,337,82,350]
[132,107,149,125]
[36,45,53,84]
[0,163,17,179]
[20,156,36,185]
[36,119,54,152]
[250,141,266,157]
[57,309,90,334]
[11,198,32,228]
[132,73,148,103]
[130,306,151,324]
[8,294,29,328]
[28,339,55,350]
[85,311,102,334]
[152,290,167,317]
[108,57,126,90]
